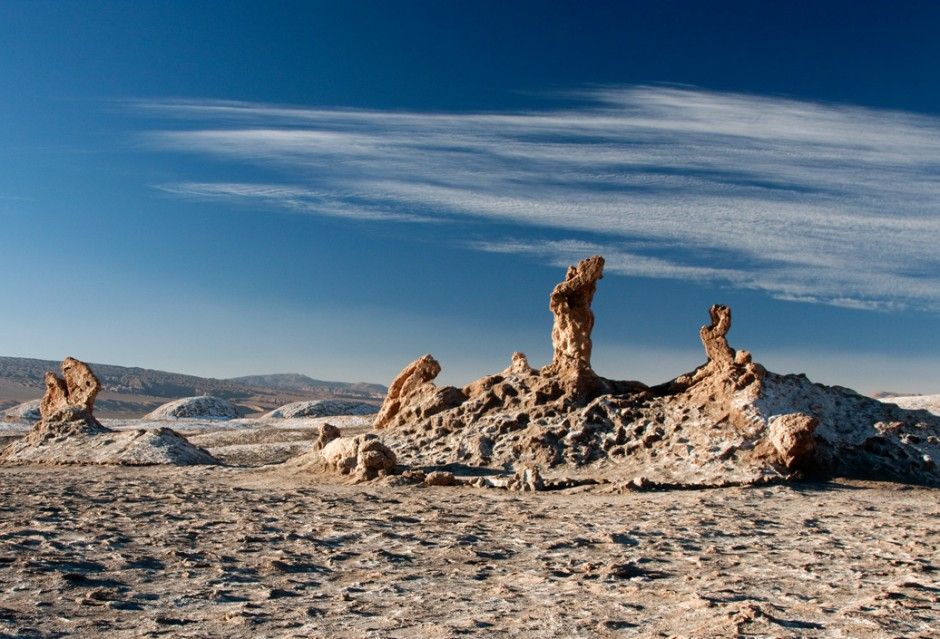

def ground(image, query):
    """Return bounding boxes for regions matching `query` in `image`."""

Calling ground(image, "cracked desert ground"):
[1,459,937,638]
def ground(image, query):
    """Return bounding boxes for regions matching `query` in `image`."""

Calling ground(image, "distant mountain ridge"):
[227,373,385,395]
[0,356,386,418]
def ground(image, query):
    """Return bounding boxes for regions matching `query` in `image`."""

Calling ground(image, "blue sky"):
[0,1,938,393]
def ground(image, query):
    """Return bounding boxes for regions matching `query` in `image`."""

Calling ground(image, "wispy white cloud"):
[155,182,432,223]
[136,87,940,311]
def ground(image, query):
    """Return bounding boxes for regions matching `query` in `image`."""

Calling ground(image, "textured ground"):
[1,462,937,638]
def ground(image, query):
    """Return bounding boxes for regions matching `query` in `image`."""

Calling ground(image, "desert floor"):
[1,457,938,638]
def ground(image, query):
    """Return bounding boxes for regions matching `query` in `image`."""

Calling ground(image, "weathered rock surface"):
[424,470,457,486]
[766,413,818,470]
[312,422,341,451]
[264,399,376,419]
[539,254,605,399]
[145,396,240,420]
[293,433,397,482]
[375,257,940,487]
[2,427,219,465]
[2,358,218,466]
[39,356,100,421]
[374,354,467,430]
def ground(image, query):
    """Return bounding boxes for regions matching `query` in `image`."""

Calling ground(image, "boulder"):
[319,434,397,481]
[312,423,341,451]
[424,470,457,486]
[768,413,818,470]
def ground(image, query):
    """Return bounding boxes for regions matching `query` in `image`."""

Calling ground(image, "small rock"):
[424,471,456,486]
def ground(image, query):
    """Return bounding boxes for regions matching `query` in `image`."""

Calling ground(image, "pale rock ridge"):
[2,357,218,466]
[2,399,42,424]
[264,400,376,419]
[145,396,240,420]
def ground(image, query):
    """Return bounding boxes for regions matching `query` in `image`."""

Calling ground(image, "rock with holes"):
[369,257,940,487]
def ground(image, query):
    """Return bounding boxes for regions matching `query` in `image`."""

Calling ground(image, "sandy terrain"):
[1,419,937,638]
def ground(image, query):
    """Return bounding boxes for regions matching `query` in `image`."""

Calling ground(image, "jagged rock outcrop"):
[374,354,466,429]
[375,257,646,436]
[373,256,940,487]
[540,255,605,398]
[39,356,100,422]
[2,358,218,466]
[144,396,240,420]
[699,304,735,369]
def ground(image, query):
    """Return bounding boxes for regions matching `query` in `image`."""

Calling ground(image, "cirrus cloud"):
[135,86,940,312]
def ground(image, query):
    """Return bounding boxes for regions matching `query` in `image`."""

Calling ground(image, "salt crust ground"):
[0,463,936,639]
[881,394,940,417]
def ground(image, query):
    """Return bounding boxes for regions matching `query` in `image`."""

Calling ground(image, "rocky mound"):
[375,256,940,488]
[144,395,240,420]
[1,358,217,466]
[2,399,41,423]
[264,399,377,419]
[880,394,940,417]
[288,423,397,482]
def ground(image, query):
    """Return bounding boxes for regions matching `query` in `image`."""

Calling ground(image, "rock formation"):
[28,358,108,444]
[38,356,100,422]
[295,432,397,482]
[540,255,605,398]
[766,414,818,470]
[144,396,240,420]
[264,400,377,420]
[374,257,646,434]
[2,399,42,424]
[2,357,218,466]
[374,354,467,430]
[373,256,940,488]
[313,422,341,451]
[699,304,735,369]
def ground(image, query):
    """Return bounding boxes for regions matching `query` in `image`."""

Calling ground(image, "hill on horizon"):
[0,356,386,419]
